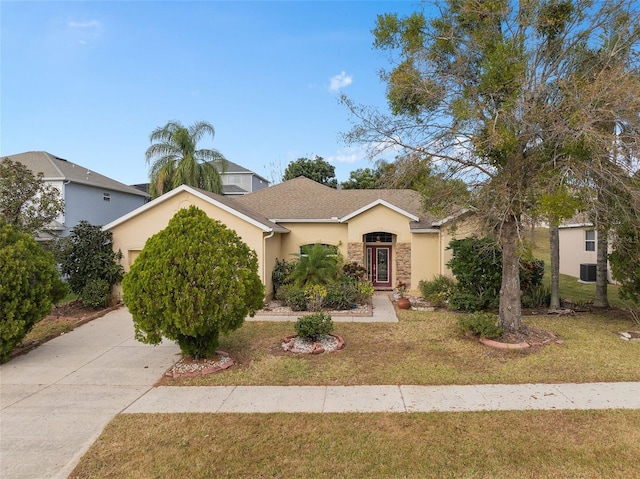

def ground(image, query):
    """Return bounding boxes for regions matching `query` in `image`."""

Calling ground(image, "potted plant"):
[395,282,411,309]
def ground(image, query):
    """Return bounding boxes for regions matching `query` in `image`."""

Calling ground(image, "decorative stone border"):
[164,350,235,378]
[479,336,565,350]
[282,333,345,354]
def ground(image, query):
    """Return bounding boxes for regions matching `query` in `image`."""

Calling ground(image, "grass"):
[70,410,640,479]
[157,309,640,387]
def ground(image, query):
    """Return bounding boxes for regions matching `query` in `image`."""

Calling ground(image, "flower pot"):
[396,297,411,309]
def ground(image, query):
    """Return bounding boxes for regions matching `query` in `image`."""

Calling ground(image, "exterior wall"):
[109,191,267,297]
[557,226,617,282]
[347,242,365,265]
[277,222,348,259]
[251,174,269,193]
[263,233,284,300]
[45,180,66,226]
[64,182,146,233]
[410,232,441,294]
[222,173,252,193]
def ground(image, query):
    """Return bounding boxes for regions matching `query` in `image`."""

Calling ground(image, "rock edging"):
[282,333,345,354]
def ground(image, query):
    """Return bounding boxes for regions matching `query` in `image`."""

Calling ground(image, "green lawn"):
[71,410,640,479]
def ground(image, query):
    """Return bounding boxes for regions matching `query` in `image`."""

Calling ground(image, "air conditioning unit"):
[580,264,597,282]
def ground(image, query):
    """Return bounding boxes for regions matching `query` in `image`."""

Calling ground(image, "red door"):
[366,246,392,288]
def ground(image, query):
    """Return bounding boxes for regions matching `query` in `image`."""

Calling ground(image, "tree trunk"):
[549,224,561,309]
[594,228,609,308]
[499,216,523,333]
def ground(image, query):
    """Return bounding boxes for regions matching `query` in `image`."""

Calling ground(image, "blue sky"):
[1,1,421,186]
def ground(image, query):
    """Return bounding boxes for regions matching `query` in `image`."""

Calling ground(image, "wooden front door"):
[366,245,392,288]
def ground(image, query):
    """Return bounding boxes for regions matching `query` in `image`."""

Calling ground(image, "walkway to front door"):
[366,245,392,288]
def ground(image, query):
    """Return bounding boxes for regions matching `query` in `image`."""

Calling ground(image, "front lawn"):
[70,410,640,479]
[158,309,640,386]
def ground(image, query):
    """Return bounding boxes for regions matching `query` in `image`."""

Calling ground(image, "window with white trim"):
[585,229,595,251]
[103,193,111,202]
[299,243,338,256]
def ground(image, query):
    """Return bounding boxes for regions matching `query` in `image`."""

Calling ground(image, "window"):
[585,230,595,251]
[103,193,111,202]
[365,232,393,243]
[229,175,242,184]
[299,243,338,256]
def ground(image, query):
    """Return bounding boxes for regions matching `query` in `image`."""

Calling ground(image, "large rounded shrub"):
[0,223,67,362]
[122,206,264,359]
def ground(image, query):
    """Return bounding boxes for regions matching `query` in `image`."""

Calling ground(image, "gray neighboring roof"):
[6,151,149,198]
[215,159,270,183]
[222,184,248,194]
[234,176,442,229]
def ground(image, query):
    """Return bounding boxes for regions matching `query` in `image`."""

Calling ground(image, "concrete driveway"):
[0,307,180,479]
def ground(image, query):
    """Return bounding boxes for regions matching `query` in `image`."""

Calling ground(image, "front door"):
[366,245,392,288]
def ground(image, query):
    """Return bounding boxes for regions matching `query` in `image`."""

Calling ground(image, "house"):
[558,216,615,283]
[219,159,269,196]
[104,177,473,299]
[6,151,149,236]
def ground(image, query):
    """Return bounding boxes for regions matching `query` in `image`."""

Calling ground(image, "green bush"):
[276,284,308,311]
[289,244,339,287]
[304,284,328,312]
[342,262,367,280]
[419,275,455,307]
[80,279,111,309]
[294,312,334,341]
[521,284,551,309]
[449,291,489,312]
[457,312,503,339]
[324,277,359,309]
[272,258,295,296]
[0,223,66,362]
[122,206,264,359]
[60,221,123,306]
[356,280,375,304]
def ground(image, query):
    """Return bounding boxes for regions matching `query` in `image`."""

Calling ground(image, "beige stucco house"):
[104,177,472,299]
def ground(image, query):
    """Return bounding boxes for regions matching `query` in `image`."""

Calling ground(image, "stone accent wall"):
[347,242,365,265]
[395,242,412,288]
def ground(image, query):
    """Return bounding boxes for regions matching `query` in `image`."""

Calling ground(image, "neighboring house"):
[558,217,615,283]
[6,151,149,236]
[218,159,270,196]
[132,159,269,197]
[104,177,473,299]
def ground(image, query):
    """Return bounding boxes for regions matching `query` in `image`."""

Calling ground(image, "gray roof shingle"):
[5,151,149,198]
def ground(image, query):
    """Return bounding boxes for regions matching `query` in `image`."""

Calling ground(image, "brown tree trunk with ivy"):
[499,216,522,333]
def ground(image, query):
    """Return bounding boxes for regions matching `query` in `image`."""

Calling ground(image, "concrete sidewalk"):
[2,299,639,479]
[124,383,640,414]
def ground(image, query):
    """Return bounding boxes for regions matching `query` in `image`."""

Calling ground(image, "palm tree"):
[145,120,226,198]
[290,244,339,287]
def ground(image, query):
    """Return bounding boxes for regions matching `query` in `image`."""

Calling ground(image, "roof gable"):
[103,184,288,233]
[235,176,438,227]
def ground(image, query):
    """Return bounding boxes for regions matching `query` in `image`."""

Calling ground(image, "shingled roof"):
[234,176,441,229]
[5,151,148,198]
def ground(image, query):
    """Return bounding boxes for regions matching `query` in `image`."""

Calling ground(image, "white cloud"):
[327,146,367,164]
[329,71,353,92]
[68,20,101,29]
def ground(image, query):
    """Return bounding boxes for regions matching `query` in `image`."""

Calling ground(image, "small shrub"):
[276,284,307,311]
[448,290,492,312]
[304,284,328,312]
[521,284,551,308]
[80,279,111,309]
[342,262,367,280]
[458,312,503,339]
[425,292,448,308]
[272,258,295,295]
[419,275,455,297]
[356,280,375,304]
[294,312,334,341]
[324,277,359,309]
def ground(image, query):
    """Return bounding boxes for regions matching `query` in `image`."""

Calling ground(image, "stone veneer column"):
[347,242,365,265]
[395,242,412,287]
